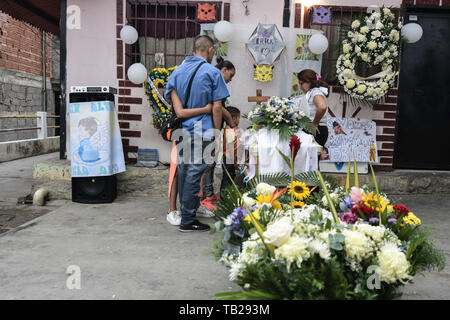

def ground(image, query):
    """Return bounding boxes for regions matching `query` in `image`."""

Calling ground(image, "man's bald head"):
[194,35,214,53]
[193,35,215,63]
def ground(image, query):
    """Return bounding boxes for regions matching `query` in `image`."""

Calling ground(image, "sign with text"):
[69,101,125,177]
[323,118,378,163]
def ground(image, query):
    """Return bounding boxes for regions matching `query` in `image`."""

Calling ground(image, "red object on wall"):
[197,3,217,21]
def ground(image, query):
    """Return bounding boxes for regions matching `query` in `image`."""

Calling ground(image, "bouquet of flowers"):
[246,96,315,139]
[213,139,445,300]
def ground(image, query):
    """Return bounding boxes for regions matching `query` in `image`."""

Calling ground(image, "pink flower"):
[350,187,363,205]
[341,211,358,224]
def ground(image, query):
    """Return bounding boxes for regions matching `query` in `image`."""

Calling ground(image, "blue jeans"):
[177,139,213,226]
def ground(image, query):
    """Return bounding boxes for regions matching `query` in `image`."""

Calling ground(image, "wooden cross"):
[248,89,270,105]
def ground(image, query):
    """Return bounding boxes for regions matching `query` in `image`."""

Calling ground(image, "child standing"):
[220,107,241,193]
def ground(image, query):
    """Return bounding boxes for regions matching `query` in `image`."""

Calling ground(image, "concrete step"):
[31,155,450,200]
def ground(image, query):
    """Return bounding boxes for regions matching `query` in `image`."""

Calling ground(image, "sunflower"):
[255,195,282,210]
[291,201,305,208]
[402,212,421,226]
[288,181,311,201]
[361,192,392,212]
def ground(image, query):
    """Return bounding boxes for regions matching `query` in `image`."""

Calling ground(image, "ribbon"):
[147,75,172,109]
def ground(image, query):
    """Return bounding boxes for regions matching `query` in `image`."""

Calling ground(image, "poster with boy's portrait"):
[69,101,125,177]
[323,118,379,163]
[290,72,304,97]
[200,23,228,57]
[294,34,320,61]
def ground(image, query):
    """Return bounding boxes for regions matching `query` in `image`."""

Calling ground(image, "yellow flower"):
[244,209,261,223]
[288,181,311,201]
[161,107,166,113]
[255,195,282,210]
[403,212,421,226]
[291,201,305,208]
[361,192,392,212]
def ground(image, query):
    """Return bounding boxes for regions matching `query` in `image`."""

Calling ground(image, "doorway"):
[394,6,450,170]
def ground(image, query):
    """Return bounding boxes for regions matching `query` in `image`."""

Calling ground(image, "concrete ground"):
[0,154,448,299]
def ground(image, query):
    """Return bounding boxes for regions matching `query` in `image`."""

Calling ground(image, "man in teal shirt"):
[165,35,229,232]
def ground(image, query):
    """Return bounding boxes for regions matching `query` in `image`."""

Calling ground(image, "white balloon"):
[213,20,233,42]
[120,25,138,45]
[308,33,328,54]
[401,23,423,43]
[127,63,147,84]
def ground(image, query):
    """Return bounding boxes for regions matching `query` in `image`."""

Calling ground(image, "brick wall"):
[0,11,52,77]
[0,11,57,142]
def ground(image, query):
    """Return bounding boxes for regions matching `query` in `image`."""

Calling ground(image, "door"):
[394,7,450,170]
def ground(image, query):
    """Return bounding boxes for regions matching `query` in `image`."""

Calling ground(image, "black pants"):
[315,125,328,147]
[220,156,236,194]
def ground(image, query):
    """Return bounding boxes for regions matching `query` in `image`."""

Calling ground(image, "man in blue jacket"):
[165,35,229,232]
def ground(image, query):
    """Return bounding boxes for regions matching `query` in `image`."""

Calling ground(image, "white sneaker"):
[167,210,181,226]
[197,206,215,218]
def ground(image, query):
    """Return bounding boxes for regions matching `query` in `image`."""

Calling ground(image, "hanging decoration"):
[336,7,401,103]
[253,64,274,82]
[247,24,285,83]
[312,7,332,25]
[197,3,217,22]
[145,66,178,131]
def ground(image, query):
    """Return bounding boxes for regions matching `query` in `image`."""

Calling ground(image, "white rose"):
[375,21,384,30]
[351,20,360,29]
[263,217,293,247]
[343,43,351,53]
[243,193,256,206]
[372,30,381,38]
[355,45,361,53]
[256,183,276,196]
[360,26,369,34]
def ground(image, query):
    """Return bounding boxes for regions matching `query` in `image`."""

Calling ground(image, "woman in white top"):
[297,69,330,148]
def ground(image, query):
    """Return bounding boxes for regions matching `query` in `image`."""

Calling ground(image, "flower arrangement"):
[246,96,315,139]
[144,66,177,131]
[213,140,445,300]
[336,7,401,101]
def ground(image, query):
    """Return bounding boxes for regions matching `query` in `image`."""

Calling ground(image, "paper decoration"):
[247,23,285,65]
[323,117,379,163]
[312,7,332,24]
[69,101,126,177]
[197,3,216,21]
[253,64,274,82]
[200,23,228,57]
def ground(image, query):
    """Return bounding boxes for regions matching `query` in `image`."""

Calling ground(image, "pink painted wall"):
[66,0,117,158]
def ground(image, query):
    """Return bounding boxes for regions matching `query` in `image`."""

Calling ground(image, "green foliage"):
[406,226,446,276]
[227,256,359,300]
[214,184,243,220]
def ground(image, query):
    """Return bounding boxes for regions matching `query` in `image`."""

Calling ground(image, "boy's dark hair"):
[226,106,240,118]
[332,121,339,127]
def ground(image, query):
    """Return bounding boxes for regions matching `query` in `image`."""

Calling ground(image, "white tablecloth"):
[242,128,318,177]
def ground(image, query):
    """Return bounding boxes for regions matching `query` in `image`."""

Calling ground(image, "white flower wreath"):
[336,7,402,102]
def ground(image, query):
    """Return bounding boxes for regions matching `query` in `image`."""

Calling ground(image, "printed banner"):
[323,117,379,163]
[69,100,126,177]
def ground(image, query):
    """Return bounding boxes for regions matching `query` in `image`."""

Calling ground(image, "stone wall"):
[0,10,59,142]
[0,68,55,142]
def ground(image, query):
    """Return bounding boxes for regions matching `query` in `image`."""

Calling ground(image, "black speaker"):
[72,175,117,203]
